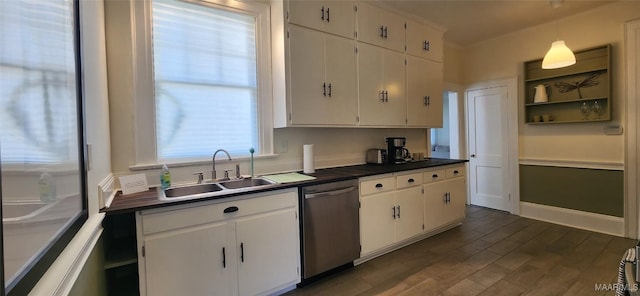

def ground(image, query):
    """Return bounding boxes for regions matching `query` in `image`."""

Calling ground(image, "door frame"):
[465,77,520,214]
[625,18,640,239]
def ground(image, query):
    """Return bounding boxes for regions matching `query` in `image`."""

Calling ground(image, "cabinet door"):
[405,19,443,61]
[360,191,396,255]
[356,2,404,52]
[235,207,300,296]
[423,181,449,231]
[288,26,327,125]
[143,221,231,296]
[407,56,443,127]
[395,186,424,241]
[288,1,355,39]
[324,34,358,125]
[358,43,406,126]
[447,178,467,223]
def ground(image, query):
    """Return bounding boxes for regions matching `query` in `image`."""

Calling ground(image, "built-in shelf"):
[524,44,611,124]
[103,212,139,295]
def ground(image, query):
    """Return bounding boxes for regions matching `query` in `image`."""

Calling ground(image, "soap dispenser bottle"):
[160,164,171,190]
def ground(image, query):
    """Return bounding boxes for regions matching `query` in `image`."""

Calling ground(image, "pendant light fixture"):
[541,0,576,69]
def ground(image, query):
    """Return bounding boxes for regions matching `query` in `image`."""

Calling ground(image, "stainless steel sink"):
[164,183,224,198]
[159,178,277,200]
[218,178,275,190]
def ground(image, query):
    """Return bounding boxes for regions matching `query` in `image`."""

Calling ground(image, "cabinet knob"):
[375,183,383,188]
[453,170,459,175]
[432,174,438,178]
[408,178,415,183]
[470,154,476,158]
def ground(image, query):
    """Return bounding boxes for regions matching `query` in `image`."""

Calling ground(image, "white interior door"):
[467,86,510,211]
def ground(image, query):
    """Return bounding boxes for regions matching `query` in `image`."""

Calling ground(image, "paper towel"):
[303,144,315,174]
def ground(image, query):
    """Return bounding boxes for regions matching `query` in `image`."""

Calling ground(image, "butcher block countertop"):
[102,158,467,215]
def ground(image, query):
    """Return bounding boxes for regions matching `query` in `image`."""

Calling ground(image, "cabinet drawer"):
[423,170,445,183]
[141,189,297,235]
[446,166,465,179]
[360,176,395,196]
[396,172,422,189]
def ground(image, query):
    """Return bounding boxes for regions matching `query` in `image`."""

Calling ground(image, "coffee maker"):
[386,137,410,164]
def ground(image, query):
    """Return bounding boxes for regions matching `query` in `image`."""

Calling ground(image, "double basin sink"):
[160,177,276,200]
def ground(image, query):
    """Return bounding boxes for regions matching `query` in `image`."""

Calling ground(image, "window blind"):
[152,0,259,161]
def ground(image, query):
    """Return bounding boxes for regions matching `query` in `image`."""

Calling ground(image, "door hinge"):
[404,59,407,65]
[509,193,511,200]
[421,188,424,194]
[142,245,145,257]
[404,45,407,51]
[358,201,361,208]
[405,118,408,124]
[286,30,289,39]
[286,10,289,20]
[354,4,357,12]
[404,22,407,29]
[356,116,360,122]
[295,211,298,220]
[355,46,358,54]
[289,112,292,121]
[422,224,425,230]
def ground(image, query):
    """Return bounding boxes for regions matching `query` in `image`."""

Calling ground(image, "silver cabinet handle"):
[321,6,325,21]
[322,82,327,96]
[305,186,357,199]
[380,25,385,37]
[392,206,396,219]
[383,26,388,38]
[397,205,400,218]
[327,83,332,97]
[424,40,430,51]
[380,90,385,102]
[326,7,330,22]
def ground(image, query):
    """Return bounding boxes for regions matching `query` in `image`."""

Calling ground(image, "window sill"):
[128,154,279,171]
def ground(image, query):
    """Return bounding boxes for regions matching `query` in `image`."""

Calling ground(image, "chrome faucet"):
[212,149,232,180]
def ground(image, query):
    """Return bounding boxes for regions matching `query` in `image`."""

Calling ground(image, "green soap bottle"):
[160,164,171,190]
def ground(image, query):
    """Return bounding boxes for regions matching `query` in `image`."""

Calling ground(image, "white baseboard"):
[520,201,624,237]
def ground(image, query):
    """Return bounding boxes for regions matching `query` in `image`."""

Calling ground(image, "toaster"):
[366,149,387,164]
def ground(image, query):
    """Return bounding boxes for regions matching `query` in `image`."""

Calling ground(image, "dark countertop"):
[102,158,467,215]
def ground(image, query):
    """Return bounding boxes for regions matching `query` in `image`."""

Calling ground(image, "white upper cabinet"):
[405,18,443,62]
[356,2,405,52]
[357,43,406,126]
[288,0,356,39]
[406,55,443,127]
[288,26,358,126]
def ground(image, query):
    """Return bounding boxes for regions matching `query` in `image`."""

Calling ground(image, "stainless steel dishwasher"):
[300,179,360,282]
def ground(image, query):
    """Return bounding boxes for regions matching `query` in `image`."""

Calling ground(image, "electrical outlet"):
[277,139,288,153]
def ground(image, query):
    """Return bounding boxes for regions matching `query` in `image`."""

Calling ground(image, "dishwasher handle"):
[305,186,357,199]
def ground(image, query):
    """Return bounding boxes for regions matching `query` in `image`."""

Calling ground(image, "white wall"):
[463,1,640,165]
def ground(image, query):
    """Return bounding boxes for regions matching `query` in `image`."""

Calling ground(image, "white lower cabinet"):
[359,164,467,260]
[424,174,466,231]
[359,174,423,256]
[136,189,300,296]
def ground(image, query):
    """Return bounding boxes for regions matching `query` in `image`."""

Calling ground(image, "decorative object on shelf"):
[533,84,550,103]
[593,100,602,119]
[541,0,576,69]
[580,101,592,120]
[542,114,553,122]
[555,72,600,99]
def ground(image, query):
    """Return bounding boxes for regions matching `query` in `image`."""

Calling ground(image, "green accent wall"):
[68,236,107,296]
[519,165,623,217]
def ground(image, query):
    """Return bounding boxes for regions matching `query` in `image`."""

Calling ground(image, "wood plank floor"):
[286,205,635,296]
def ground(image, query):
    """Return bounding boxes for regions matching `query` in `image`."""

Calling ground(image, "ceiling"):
[380,0,617,46]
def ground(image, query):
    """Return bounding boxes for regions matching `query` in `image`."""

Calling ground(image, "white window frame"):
[130,0,273,168]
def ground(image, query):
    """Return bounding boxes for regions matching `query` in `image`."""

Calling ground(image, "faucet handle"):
[223,169,233,181]
[194,172,204,184]
[235,164,241,179]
